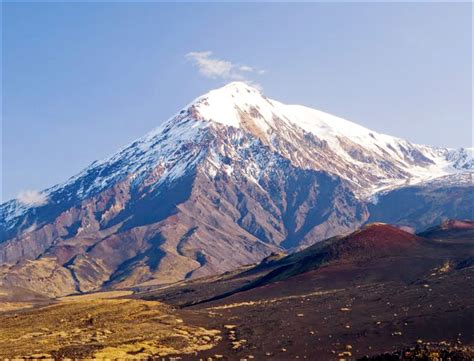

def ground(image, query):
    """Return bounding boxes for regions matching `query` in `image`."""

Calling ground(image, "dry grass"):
[57,290,133,302]
[0,298,221,358]
[0,302,34,312]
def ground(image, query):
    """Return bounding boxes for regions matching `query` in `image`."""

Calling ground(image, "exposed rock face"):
[0,82,471,297]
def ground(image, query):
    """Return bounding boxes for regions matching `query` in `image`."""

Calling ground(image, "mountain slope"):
[1,82,471,297]
[139,221,473,309]
[0,121,367,296]
[368,173,473,231]
[418,219,474,241]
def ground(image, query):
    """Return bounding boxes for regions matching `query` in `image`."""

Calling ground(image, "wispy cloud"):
[17,190,48,207]
[186,51,265,85]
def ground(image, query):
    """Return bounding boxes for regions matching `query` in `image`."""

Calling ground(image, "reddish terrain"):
[1,221,472,360]
[131,222,474,360]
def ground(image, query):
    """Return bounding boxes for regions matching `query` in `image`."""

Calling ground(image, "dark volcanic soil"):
[1,223,472,360]
[138,224,474,360]
[169,266,473,360]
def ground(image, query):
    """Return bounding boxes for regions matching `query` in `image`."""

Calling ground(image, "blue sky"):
[2,2,472,201]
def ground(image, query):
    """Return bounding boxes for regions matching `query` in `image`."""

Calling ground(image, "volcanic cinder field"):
[0,222,472,360]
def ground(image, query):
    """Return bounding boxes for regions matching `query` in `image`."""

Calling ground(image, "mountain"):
[1,82,472,297]
[368,173,473,231]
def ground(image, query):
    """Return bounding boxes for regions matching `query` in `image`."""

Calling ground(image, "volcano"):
[1,82,472,297]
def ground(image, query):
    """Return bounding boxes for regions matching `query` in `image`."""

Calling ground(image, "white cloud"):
[17,190,48,207]
[186,51,265,84]
[239,65,254,72]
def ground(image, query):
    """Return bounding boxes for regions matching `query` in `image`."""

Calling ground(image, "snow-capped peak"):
[2,82,471,227]
[190,81,272,130]
[185,83,470,184]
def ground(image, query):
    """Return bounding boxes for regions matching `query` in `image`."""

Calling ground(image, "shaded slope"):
[150,222,472,308]
[245,224,425,286]
[368,173,473,231]
[418,219,474,241]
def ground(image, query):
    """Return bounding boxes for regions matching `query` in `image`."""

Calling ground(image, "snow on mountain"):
[445,147,474,170]
[190,82,470,191]
[1,81,471,227]
[1,81,472,297]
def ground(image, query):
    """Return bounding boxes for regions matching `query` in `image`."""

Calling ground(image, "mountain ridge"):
[0,81,472,297]
[3,82,471,223]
